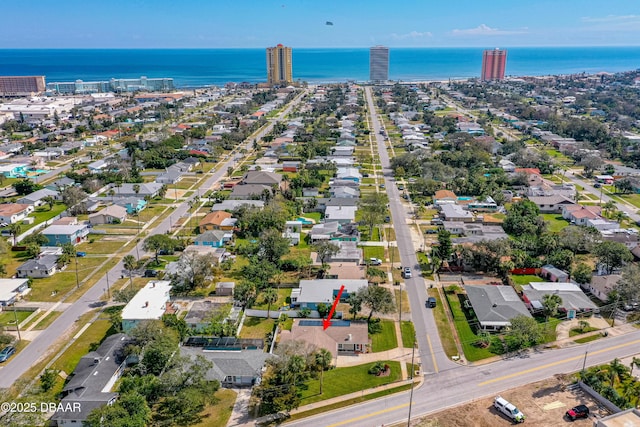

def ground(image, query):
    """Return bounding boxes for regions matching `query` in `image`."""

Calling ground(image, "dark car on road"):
[566,404,589,420]
[0,345,16,362]
[426,297,437,308]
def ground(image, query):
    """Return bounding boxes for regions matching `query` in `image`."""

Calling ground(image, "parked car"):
[565,404,589,420]
[403,267,412,279]
[0,345,16,363]
[379,184,385,189]
[494,396,525,423]
[426,297,437,308]
[144,269,159,278]
[384,216,391,223]
[594,183,602,188]
[369,258,382,266]
[398,184,404,190]
[76,251,86,257]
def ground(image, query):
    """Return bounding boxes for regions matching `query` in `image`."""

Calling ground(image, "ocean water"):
[0,47,639,88]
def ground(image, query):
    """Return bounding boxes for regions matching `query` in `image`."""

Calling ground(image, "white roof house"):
[325,206,357,224]
[0,278,30,306]
[121,280,172,332]
[291,279,367,308]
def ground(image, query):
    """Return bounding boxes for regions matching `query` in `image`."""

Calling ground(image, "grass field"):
[542,214,570,233]
[298,361,402,404]
[429,288,458,358]
[239,317,274,339]
[371,319,398,352]
[193,389,237,427]
[27,256,108,302]
[362,246,385,260]
[253,288,292,310]
[511,274,543,285]
[446,291,494,362]
[400,321,416,348]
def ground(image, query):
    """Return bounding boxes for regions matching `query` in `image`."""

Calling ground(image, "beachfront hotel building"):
[266,44,293,86]
[0,76,46,97]
[481,48,507,81]
[46,76,175,94]
[369,46,389,82]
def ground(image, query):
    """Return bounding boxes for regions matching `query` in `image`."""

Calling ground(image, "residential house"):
[433,190,458,206]
[336,167,362,183]
[199,211,236,233]
[585,274,619,302]
[540,264,569,282]
[40,223,90,246]
[16,255,60,279]
[562,205,602,225]
[521,282,598,314]
[115,183,163,198]
[328,179,360,188]
[210,200,265,211]
[155,167,184,184]
[181,346,269,387]
[87,159,108,172]
[17,188,61,207]
[444,222,508,243]
[113,197,147,214]
[242,170,283,189]
[499,159,516,173]
[323,241,362,264]
[121,280,172,333]
[52,334,132,427]
[329,186,359,198]
[229,184,272,200]
[215,281,235,296]
[586,218,620,231]
[0,278,30,306]
[290,279,367,309]
[46,176,76,192]
[440,204,474,222]
[282,220,302,246]
[527,195,576,214]
[600,228,640,248]
[464,285,533,331]
[467,197,498,212]
[0,203,33,225]
[309,221,360,242]
[182,245,228,265]
[88,205,128,225]
[325,205,357,224]
[332,146,355,157]
[193,230,229,247]
[281,319,369,359]
[282,161,300,172]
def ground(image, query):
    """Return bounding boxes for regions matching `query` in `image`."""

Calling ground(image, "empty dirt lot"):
[413,376,610,426]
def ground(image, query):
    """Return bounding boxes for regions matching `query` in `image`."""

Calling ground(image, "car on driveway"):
[565,404,589,420]
[0,345,16,363]
[403,267,412,278]
[369,258,382,266]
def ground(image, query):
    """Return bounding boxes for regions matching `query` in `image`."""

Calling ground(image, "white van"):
[494,396,525,423]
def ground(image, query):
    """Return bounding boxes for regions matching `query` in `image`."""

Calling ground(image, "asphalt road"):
[364,86,455,375]
[0,89,307,389]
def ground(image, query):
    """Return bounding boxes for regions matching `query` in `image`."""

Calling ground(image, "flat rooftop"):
[121,280,172,320]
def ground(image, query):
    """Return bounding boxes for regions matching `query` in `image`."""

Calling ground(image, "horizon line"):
[2,45,640,50]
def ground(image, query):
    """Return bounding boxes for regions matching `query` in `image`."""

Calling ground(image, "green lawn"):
[400,321,416,348]
[569,326,599,337]
[50,319,115,375]
[371,319,398,352]
[446,292,494,362]
[429,288,457,358]
[299,361,401,404]
[194,389,237,427]
[29,203,68,228]
[362,246,385,260]
[302,212,322,223]
[575,334,603,344]
[0,310,32,325]
[253,288,292,310]
[511,275,543,285]
[27,256,109,302]
[76,236,128,254]
[542,213,570,233]
[239,317,274,339]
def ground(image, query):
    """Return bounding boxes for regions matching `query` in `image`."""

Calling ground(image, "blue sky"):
[2,0,640,48]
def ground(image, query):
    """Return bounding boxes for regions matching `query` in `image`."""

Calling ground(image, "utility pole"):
[13,305,21,341]
[74,254,80,289]
[582,351,588,375]
[105,272,111,299]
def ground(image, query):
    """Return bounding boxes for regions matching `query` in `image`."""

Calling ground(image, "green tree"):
[123,255,137,287]
[594,241,633,275]
[542,293,563,321]
[26,243,40,259]
[258,228,290,264]
[505,315,544,351]
[358,285,396,322]
[358,192,388,240]
[313,241,340,268]
[85,391,151,427]
[614,263,640,304]
[503,199,544,236]
[572,263,593,284]
[12,179,42,196]
[40,369,59,392]
[142,234,175,263]
[347,292,362,319]
[316,303,331,319]
[42,195,55,211]
[263,288,279,319]
[8,223,21,246]
[434,229,453,261]
[314,348,333,395]
[234,280,257,308]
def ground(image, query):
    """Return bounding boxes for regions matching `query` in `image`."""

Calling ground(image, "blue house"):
[41,224,90,246]
[114,197,147,214]
[193,230,229,248]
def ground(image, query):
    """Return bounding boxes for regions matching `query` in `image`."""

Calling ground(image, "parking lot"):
[414,376,609,426]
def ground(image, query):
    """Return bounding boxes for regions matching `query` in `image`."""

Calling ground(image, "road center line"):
[478,338,640,386]
[325,403,410,427]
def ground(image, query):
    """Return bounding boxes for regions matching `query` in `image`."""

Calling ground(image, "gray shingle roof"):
[465,285,532,327]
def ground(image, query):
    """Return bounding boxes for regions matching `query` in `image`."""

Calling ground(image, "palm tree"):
[123,255,136,287]
[133,184,140,197]
[263,288,278,319]
[42,195,55,211]
[158,184,168,199]
[603,201,616,217]
[8,223,21,246]
[108,189,116,202]
[542,293,562,321]
[314,348,332,395]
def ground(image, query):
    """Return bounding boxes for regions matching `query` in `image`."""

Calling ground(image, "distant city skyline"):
[1,0,639,49]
